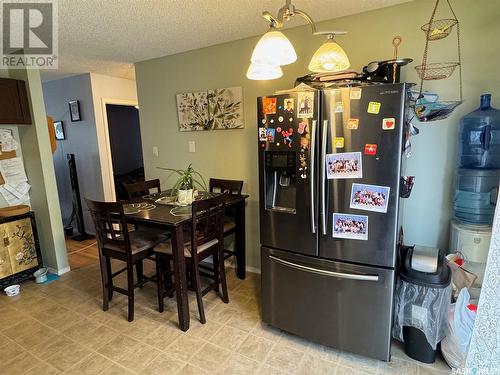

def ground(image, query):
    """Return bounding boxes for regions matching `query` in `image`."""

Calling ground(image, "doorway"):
[105,104,144,200]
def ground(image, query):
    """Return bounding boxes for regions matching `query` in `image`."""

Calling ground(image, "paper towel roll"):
[410,246,439,273]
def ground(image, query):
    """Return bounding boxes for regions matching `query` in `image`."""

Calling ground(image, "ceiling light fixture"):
[246,0,349,80]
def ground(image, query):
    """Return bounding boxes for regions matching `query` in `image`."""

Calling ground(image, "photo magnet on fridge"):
[298,92,314,118]
[258,127,267,141]
[350,87,362,100]
[367,101,381,114]
[350,183,390,213]
[332,213,368,241]
[283,98,294,114]
[325,152,362,179]
[334,101,344,113]
[263,97,277,114]
[266,128,276,142]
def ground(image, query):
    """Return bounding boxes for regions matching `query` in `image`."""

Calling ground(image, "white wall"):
[89,73,138,201]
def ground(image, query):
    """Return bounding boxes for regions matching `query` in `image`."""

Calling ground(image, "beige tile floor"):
[0,263,453,374]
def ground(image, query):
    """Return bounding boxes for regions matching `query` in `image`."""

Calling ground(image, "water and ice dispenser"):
[264,151,297,214]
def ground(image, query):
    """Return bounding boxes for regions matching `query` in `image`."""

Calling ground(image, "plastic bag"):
[392,278,452,350]
[441,288,477,369]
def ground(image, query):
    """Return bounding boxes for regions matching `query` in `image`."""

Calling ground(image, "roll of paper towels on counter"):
[410,246,439,273]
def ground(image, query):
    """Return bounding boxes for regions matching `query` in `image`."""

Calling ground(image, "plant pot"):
[177,189,194,205]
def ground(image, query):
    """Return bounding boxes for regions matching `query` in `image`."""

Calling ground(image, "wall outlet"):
[188,141,196,153]
[152,146,159,157]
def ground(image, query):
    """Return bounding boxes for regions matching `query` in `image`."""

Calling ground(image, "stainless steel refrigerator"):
[258,83,409,361]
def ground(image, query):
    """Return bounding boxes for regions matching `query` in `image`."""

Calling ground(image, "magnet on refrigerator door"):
[334,137,345,148]
[350,183,390,213]
[266,128,276,142]
[364,143,377,155]
[382,118,396,130]
[281,128,293,148]
[335,102,344,113]
[367,101,381,114]
[350,87,362,100]
[263,97,277,114]
[325,152,363,179]
[347,118,359,130]
[283,98,294,114]
[259,127,267,141]
[278,116,284,122]
[332,213,368,241]
[298,92,314,118]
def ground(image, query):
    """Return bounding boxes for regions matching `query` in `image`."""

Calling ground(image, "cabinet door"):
[0,78,32,124]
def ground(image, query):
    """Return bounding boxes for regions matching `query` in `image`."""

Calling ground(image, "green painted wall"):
[135,0,500,270]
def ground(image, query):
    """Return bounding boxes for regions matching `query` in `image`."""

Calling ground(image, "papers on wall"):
[0,129,19,152]
[0,157,30,206]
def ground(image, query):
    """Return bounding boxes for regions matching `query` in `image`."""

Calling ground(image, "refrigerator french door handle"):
[310,120,317,234]
[321,120,328,235]
[269,255,380,281]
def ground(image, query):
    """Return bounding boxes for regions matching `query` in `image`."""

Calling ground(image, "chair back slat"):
[190,193,227,255]
[209,178,243,195]
[85,199,131,256]
[124,179,161,200]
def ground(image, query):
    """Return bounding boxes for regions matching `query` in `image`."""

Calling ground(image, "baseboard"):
[47,266,71,276]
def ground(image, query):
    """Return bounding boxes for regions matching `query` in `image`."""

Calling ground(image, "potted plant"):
[158,164,208,205]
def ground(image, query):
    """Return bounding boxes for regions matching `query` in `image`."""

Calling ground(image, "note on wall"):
[0,157,30,206]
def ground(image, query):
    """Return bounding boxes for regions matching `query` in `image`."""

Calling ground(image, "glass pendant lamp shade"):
[251,30,297,66]
[308,37,350,73]
[246,62,283,80]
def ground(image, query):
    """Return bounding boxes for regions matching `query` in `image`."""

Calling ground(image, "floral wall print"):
[176,87,244,131]
[176,91,210,131]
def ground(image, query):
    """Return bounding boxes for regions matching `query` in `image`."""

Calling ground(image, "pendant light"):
[308,34,350,73]
[250,29,297,66]
[247,62,283,80]
[247,0,349,80]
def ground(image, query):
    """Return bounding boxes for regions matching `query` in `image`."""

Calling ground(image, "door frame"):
[98,98,139,202]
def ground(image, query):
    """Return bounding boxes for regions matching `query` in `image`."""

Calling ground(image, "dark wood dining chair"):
[154,193,229,324]
[209,178,243,261]
[124,179,161,201]
[86,199,166,322]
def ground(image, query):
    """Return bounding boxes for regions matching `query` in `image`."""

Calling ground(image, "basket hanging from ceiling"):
[413,0,462,122]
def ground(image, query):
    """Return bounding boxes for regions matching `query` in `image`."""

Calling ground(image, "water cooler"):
[451,94,500,294]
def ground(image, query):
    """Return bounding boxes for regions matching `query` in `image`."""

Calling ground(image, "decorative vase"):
[177,189,194,205]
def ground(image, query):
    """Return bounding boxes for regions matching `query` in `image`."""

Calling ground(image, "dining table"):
[124,191,248,331]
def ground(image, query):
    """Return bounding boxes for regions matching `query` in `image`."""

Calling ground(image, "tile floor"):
[1,262,453,374]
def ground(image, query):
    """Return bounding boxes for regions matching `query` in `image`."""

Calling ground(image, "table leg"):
[235,201,246,280]
[171,225,190,331]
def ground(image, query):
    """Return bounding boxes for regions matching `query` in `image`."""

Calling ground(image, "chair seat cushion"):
[104,229,167,255]
[154,238,219,257]
[223,217,236,233]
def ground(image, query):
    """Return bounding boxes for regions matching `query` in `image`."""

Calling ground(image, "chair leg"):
[156,256,164,313]
[127,262,135,322]
[218,244,229,304]
[105,256,113,303]
[213,253,220,294]
[165,258,174,298]
[136,259,144,288]
[192,259,206,324]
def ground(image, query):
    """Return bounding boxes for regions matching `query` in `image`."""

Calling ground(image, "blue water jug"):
[459,94,500,168]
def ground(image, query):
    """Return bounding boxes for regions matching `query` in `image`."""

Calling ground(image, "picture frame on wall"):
[54,121,65,140]
[69,100,81,122]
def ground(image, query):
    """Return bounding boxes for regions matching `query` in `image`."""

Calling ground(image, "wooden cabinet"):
[0,78,32,125]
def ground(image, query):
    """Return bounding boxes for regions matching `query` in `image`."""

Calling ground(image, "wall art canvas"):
[208,87,244,130]
[176,91,210,131]
[176,87,243,131]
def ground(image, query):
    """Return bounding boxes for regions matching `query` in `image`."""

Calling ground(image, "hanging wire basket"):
[421,18,458,40]
[413,99,462,122]
[414,62,459,80]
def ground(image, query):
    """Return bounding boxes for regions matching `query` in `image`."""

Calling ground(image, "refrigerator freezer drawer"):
[261,247,395,361]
